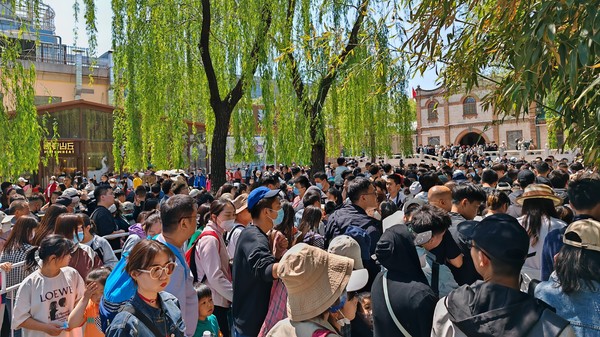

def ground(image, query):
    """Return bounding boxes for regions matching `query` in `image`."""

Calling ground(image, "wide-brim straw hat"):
[516,183,562,206]
[278,243,352,322]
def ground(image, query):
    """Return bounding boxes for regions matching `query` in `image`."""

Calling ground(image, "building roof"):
[35,99,115,114]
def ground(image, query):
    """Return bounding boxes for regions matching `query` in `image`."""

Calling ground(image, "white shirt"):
[12,267,84,337]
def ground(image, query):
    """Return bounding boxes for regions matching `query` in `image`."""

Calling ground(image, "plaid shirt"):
[0,244,35,299]
[258,278,288,337]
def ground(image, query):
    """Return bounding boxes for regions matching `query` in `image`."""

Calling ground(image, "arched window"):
[427,101,438,120]
[463,96,477,115]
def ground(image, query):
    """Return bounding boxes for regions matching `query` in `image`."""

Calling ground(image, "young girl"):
[12,234,85,337]
[78,214,119,268]
[68,266,112,337]
[105,240,185,337]
[193,284,220,337]
[122,210,162,254]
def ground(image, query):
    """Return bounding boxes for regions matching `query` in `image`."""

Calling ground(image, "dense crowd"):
[0,152,598,337]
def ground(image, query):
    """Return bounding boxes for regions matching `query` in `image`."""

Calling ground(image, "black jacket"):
[445,281,569,337]
[371,224,438,337]
[325,203,382,253]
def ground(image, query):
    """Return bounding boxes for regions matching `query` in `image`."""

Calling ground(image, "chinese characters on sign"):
[44,142,76,154]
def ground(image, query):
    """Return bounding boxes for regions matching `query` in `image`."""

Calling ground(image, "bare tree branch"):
[312,0,369,116]
[223,3,273,111]
[199,0,221,108]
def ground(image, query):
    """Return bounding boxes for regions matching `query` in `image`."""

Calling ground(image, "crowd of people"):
[0,152,598,337]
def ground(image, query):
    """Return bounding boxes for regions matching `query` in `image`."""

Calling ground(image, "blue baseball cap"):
[247,187,280,210]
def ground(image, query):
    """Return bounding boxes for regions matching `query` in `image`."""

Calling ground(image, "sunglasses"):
[137,262,176,279]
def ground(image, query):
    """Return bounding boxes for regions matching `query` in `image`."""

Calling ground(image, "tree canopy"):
[108,0,413,187]
[402,0,600,165]
[0,1,53,180]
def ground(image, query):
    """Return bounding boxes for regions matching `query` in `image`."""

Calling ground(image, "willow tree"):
[250,0,414,170]
[0,0,53,179]
[109,0,412,188]
[402,0,600,165]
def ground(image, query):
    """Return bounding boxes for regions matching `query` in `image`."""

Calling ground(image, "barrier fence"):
[0,232,131,335]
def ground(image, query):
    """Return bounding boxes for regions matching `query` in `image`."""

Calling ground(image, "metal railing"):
[17,42,110,69]
[0,231,134,335]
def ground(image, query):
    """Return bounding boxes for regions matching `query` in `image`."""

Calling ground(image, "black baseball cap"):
[517,170,535,187]
[469,214,529,266]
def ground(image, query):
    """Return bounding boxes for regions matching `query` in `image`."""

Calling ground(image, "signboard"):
[43,141,77,155]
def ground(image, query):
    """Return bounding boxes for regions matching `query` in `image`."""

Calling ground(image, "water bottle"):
[202,331,213,337]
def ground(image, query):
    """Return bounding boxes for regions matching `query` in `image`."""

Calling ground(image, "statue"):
[87,156,109,180]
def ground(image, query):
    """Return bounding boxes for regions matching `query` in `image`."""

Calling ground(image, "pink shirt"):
[195,222,233,307]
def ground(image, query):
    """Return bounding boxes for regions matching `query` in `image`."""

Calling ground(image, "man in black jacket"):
[431,214,575,337]
[325,177,381,288]
[325,177,381,249]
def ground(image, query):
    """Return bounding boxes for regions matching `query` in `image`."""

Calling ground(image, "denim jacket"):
[105,292,186,337]
[535,273,600,337]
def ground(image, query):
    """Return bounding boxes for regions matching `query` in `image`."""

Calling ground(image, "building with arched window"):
[415,85,548,149]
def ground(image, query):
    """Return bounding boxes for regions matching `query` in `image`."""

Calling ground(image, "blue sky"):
[45,0,440,92]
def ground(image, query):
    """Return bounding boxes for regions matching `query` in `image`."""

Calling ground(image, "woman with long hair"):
[535,219,600,336]
[297,206,325,249]
[54,214,103,279]
[0,215,38,330]
[105,240,185,337]
[31,204,68,246]
[194,198,235,337]
[79,213,119,268]
[516,184,566,282]
[271,201,297,255]
[12,235,85,336]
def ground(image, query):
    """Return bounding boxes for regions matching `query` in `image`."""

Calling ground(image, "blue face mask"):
[293,187,300,196]
[316,183,323,190]
[270,208,285,226]
[74,231,84,243]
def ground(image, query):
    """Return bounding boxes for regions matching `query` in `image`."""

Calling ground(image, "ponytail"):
[25,246,40,272]
[25,234,74,271]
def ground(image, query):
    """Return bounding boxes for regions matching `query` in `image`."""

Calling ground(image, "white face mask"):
[373,211,382,220]
[218,218,236,232]
[1,222,11,233]
[336,311,351,327]
[108,204,117,214]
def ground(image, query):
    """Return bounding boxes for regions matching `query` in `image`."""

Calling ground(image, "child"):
[68,266,112,336]
[193,284,220,337]
[12,234,85,337]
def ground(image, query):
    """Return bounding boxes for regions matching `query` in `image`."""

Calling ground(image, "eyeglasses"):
[467,239,490,259]
[137,262,176,279]
[361,191,377,197]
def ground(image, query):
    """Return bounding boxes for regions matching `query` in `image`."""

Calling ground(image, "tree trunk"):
[310,109,325,173]
[210,106,232,190]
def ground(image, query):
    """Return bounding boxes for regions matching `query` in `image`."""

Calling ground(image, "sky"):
[45,0,440,92]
